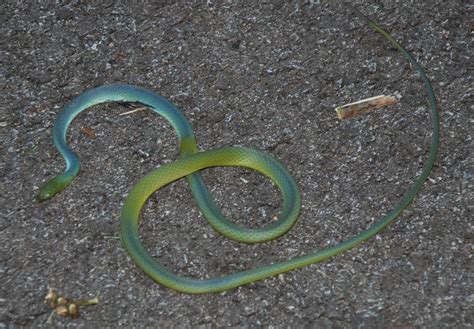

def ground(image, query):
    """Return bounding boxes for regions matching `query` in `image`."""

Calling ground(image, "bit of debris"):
[45,288,98,322]
[335,95,399,120]
[81,127,96,139]
[119,107,147,116]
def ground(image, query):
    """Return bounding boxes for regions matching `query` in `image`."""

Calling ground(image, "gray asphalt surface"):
[1,1,472,328]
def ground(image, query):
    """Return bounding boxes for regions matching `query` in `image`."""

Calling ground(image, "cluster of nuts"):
[45,288,98,320]
[45,288,80,319]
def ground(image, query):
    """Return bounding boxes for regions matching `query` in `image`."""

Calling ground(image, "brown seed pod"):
[45,289,58,307]
[68,303,79,319]
[55,305,69,317]
[57,297,68,305]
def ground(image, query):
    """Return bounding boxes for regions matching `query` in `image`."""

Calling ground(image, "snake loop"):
[37,14,439,293]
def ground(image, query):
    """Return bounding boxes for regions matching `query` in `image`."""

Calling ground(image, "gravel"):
[1,1,472,327]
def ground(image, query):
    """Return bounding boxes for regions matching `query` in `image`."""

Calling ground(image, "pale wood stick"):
[119,108,147,116]
[335,95,399,120]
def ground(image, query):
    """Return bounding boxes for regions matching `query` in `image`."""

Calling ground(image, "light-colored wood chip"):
[336,95,399,120]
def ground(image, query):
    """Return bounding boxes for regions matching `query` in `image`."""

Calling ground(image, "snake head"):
[36,175,71,202]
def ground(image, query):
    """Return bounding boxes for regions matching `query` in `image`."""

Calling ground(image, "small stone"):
[0,264,8,273]
[30,72,53,85]
[215,73,231,91]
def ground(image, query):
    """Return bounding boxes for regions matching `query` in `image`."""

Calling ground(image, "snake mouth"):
[36,190,53,202]
[36,175,72,202]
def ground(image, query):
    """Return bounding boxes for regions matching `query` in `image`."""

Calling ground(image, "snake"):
[37,13,439,293]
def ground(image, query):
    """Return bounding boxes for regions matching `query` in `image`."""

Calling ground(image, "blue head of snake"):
[37,174,73,202]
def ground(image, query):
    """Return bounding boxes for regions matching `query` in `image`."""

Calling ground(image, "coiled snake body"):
[37,15,439,293]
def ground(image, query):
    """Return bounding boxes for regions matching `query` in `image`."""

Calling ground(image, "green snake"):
[37,14,439,293]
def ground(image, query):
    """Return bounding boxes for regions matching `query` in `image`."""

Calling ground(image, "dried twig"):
[119,107,147,116]
[335,95,399,120]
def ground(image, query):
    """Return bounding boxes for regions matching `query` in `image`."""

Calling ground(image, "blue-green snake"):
[37,14,439,293]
